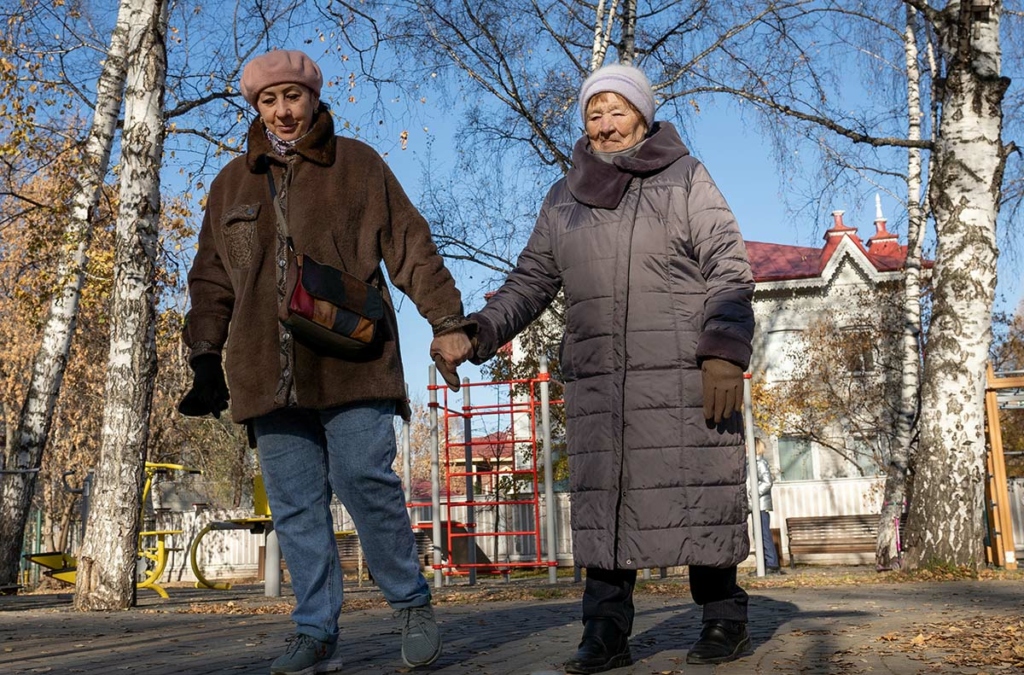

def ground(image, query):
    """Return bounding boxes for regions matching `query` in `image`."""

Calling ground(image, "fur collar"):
[566,122,690,209]
[245,104,337,171]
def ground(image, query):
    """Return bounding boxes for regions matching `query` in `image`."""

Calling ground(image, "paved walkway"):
[2,570,1023,674]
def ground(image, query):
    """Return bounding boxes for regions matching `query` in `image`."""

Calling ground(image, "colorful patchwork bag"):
[267,172,384,358]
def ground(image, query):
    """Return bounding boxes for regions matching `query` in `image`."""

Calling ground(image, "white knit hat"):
[578,63,655,128]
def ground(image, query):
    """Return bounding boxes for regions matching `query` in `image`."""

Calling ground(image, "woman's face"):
[585,92,647,152]
[257,83,318,141]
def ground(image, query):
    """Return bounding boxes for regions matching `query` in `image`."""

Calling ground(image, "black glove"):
[177,354,230,418]
[701,358,744,424]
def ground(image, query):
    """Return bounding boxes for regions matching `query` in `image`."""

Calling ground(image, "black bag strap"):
[265,168,296,254]
[265,166,379,285]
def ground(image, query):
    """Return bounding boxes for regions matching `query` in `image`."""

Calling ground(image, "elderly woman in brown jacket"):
[466,63,756,672]
[178,50,472,675]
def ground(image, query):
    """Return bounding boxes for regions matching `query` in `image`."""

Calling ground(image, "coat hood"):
[566,121,690,209]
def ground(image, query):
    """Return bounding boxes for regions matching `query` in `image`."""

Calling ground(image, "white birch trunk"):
[617,0,637,65]
[590,0,620,71]
[74,0,168,610]
[0,3,133,586]
[905,1,1008,569]
[876,4,926,571]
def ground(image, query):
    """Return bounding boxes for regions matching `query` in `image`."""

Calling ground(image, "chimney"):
[867,194,900,255]
[872,194,891,237]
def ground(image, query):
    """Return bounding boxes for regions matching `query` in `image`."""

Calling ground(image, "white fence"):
[768,476,885,565]
[155,478,1024,585]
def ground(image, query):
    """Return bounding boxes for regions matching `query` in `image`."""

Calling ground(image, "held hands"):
[177,354,230,418]
[701,358,744,425]
[429,331,474,392]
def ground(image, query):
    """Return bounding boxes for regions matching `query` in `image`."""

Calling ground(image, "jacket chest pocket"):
[221,203,261,269]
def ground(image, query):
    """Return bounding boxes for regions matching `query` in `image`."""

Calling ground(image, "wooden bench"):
[785,514,881,566]
[336,531,365,574]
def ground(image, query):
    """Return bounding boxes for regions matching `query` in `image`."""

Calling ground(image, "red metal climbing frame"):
[410,372,562,580]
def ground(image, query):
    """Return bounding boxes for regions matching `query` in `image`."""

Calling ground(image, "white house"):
[748,202,917,482]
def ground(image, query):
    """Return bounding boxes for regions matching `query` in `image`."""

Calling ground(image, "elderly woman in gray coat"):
[466,63,756,672]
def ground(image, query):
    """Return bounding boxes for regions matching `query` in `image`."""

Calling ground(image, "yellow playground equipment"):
[24,461,201,598]
[188,474,273,591]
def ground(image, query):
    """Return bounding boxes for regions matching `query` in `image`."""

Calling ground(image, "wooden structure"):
[984,364,1019,569]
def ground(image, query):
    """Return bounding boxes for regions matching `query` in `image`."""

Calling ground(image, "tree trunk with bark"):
[0,2,132,586]
[903,1,1008,570]
[74,0,168,610]
[877,3,927,571]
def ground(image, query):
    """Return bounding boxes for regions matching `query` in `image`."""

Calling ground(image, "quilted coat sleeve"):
[469,194,562,363]
[688,162,755,369]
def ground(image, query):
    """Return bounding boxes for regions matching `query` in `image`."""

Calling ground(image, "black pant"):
[582,565,748,635]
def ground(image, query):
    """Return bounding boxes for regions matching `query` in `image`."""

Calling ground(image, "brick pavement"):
[2,572,1023,674]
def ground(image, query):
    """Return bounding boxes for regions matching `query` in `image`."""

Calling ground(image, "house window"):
[778,436,814,481]
[842,328,875,374]
[763,329,805,382]
[850,436,884,476]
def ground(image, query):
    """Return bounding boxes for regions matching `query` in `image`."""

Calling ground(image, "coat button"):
[625,558,633,566]
[278,259,286,268]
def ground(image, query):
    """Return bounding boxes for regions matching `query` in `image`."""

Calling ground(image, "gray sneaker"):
[270,634,343,674]
[396,604,442,668]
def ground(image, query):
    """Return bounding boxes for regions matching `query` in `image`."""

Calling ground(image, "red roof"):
[746,211,927,283]
[467,430,517,461]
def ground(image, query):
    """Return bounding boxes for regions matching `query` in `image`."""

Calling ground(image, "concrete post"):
[429,365,444,588]
[540,355,559,584]
[744,373,765,577]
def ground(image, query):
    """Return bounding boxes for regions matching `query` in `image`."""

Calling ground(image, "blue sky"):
[369,94,1023,404]
[172,45,1020,406]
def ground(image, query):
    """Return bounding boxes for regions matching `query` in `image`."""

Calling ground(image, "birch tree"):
[662,0,1016,569]
[0,0,308,587]
[877,4,930,571]
[0,1,134,586]
[75,0,169,610]
[906,0,1009,569]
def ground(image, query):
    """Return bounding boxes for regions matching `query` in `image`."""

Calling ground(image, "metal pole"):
[429,364,443,588]
[540,355,559,584]
[463,380,477,585]
[81,471,94,544]
[33,508,42,587]
[743,373,765,577]
[402,384,413,519]
[265,526,281,597]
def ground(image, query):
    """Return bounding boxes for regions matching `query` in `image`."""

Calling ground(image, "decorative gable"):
[748,209,921,292]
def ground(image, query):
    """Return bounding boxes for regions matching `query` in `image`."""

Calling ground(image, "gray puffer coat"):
[471,122,755,570]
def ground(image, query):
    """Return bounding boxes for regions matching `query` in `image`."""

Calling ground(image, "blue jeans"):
[760,511,780,569]
[253,402,430,644]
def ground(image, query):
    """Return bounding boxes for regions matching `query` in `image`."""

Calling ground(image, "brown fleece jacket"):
[184,106,468,422]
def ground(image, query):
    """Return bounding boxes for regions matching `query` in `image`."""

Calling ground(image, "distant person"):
[462,63,756,671]
[178,49,473,674]
[756,438,783,574]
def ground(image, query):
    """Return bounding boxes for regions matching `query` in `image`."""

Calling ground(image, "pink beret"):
[240,50,323,107]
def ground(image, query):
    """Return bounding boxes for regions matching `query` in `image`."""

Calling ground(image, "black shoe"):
[564,618,633,674]
[686,619,753,665]
[766,566,786,575]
